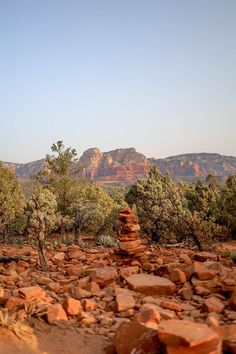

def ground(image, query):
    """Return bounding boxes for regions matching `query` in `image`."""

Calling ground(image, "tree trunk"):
[74,223,81,244]
[74,231,80,244]
[38,231,48,271]
[192,232,204,251]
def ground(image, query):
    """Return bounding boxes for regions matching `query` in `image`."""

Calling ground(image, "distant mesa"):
[1,149,236,184]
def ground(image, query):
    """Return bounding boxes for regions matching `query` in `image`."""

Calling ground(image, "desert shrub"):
[95,234,118,248]
[126,166,227,250]
[229,251,236,263]
[62,236,74,246]
[0,163,25,240]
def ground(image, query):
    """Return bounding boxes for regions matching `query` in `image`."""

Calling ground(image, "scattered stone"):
[194,269,216,280]
[63,297,82,316]
[52,252,65,261]
[207,313,220,328]
[203,296,225,313]
[160,300,182,312]
[115,288,135,312]
[134,304,161,329]
[5,296,26,311]
[215,325,236,353]
[193,252,218,262]
[47,304,68,323]
[169,268,186,284]
[126,274,176,295]
[191,275,218,289]
[158,319,221,353]
[18,286,46,301]
[119,266,139,279]
[114,321,162,354]
[182,286,193,300]
[194,285,211,296]
[82,299,97,311]
[230,291,236,310]
[90,267,118,287]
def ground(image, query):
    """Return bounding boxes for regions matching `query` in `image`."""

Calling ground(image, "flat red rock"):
[126,274,176,295]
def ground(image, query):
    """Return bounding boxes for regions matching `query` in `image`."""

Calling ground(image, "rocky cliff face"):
[149,153,236,183]
[79,148,150,182]
[1,150,236,184]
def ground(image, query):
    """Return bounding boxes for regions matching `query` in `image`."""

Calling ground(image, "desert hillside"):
[1,149,236,184]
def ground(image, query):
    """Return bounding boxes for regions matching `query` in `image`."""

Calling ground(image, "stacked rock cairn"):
[117,207,146,257]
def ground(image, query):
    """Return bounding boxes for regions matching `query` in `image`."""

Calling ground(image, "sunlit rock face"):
[79,147,150,182]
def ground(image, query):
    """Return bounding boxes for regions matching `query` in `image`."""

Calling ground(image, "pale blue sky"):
[0,0,235,163]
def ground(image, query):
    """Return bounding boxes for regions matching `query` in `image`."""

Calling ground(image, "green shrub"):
[62,236,73,246]
[95,235,118,248]
[229,251,236,263]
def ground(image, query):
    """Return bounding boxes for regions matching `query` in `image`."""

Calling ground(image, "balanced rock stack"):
[117,208,146,256]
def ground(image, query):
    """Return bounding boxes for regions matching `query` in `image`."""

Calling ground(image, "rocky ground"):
[0,241,236,354]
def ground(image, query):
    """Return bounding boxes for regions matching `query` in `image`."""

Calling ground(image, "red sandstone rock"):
[158,319,221,350]
[47,304,68,323]
[90,266,118,287]
[119,239,142,251]
[169,268,186,284]
[134,304,161,328]
[215,325,236,353]
[191,275,218,289]
[126,274,176,295]
[160,300,182,312]
[230,291,236,310]
[116,293,135,313]
[119,266,139,279]
[5,296,26,311]
[18,286,46,301]
[195,268,216,280]
[114,321,162,354]
[203,296,225,313]
[193,252,218,262]
[63,297,82,316]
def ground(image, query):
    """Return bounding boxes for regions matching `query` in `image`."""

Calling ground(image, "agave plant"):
[95,235,118,248]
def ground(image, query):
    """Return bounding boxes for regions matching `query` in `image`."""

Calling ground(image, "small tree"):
[41,141,81,218]
[71,184,126,242]
[27,186,57,271]
[126,166,187,243]
[0,163,25,240]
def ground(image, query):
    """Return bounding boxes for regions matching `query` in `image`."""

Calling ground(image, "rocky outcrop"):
[150,153,236,183]
[79,147,150,182]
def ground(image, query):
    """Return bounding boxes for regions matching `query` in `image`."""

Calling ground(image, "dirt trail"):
[0,326,112,354]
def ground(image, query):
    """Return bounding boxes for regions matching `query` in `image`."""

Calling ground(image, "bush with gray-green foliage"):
[126,166,226,250]
[0,163,25,239]
[95,234,118,247]
[27,186,58,270]
[71,183,127,243]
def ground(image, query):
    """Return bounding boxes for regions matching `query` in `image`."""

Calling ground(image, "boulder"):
[158,319,221,353]
[126,274,176,295]
[63,297,82,316]
[115,321,162,354]
[47,304,68,323]
[90,266,118,287]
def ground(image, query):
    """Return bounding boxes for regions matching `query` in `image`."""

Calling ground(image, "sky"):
[0,0,235,163]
